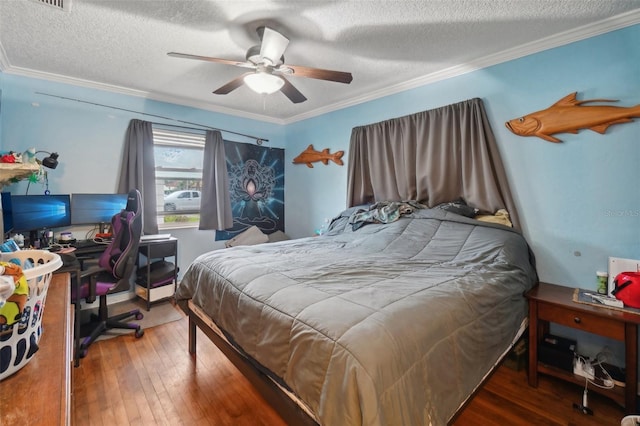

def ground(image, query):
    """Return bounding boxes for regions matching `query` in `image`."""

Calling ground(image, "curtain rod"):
[34,92,269,145]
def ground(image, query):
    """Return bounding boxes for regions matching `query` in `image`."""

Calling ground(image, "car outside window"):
[153,127,205,228]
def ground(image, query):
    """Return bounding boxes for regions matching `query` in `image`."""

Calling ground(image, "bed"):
[175,204,537,425]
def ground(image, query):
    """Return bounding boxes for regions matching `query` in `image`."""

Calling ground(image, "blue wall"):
[1,24,639,292]
[286,24,640,291]
[0,74,286,271]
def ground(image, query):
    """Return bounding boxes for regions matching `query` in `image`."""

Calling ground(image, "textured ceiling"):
[1,0,639,123]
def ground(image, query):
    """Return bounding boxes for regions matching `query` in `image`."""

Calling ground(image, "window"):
[152,127,205,229]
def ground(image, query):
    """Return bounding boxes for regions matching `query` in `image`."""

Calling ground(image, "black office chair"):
[73,189,144,357]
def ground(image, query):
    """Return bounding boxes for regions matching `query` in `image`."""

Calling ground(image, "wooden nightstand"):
[527,282,640,413]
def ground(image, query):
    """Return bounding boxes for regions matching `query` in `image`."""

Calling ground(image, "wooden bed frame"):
[186,299,522,425]
[187,300,318,426]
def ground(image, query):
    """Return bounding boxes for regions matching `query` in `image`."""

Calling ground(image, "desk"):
[72,240,110,256]
[0,273,72,425]
[70,237,178,309]
[527,282,639,413]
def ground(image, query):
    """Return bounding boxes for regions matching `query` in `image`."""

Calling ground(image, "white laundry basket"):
[621,415,640,426]
[0,250,62,380]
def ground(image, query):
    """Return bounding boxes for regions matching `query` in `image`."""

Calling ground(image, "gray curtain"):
[347,98,520,229]
[199,130,233,230]
[117,119,158,235]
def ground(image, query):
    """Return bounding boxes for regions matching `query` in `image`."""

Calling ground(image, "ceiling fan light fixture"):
[244,72,284,95]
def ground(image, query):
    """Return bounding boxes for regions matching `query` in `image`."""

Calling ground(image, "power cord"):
[591,348,616,390]
[573,381,593,415]
[573,348,617,416]
[573,353,615,389]
[84,226,99,241]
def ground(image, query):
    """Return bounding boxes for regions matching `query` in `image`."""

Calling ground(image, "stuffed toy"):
[0,151,23,163]
[22,147,37,164]
[0,152,16,163]
[0,276,15,308]
[0,262,29,326]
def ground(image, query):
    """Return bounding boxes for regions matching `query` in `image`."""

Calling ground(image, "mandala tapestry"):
[215,141,285,240]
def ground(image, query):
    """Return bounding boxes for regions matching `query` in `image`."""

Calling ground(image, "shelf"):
[137,237,178,311]
[538,362,625,406]
[135,283,175,303]
[0,163,40,187]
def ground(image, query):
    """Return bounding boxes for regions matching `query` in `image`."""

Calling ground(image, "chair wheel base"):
[135,313,144,320]
[135,328,144,338]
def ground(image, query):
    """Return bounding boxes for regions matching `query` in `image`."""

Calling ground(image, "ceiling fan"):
[167,26,353,104]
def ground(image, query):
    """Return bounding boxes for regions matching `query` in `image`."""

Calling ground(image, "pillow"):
[225,225,269,248]
[475,209,513,227]
[267,230,290,242]
[435,198,479,218]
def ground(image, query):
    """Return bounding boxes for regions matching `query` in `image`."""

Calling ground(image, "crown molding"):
[283,9,640,124]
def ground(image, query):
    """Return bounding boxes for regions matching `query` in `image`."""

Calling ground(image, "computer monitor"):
[71,193,128,227]
[1,192,14,236]
[9,194,72,232]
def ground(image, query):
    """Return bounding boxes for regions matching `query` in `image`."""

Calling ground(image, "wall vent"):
[30,0,72,12]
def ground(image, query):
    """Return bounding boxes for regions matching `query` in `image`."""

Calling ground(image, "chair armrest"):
[79,266,108,304]
[79,265,106,279]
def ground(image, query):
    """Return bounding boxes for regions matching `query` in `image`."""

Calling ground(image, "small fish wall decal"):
[505,92,640,143]
[293,144,344,168]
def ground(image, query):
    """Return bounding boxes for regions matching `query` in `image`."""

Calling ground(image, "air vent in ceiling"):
[30,0,72,12]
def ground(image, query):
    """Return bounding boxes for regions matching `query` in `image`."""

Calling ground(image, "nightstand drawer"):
[537,303,625,341]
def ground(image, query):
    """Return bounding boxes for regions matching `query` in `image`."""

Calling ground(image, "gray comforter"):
[175,208,537,425]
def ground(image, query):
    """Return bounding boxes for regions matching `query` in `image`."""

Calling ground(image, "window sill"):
[158,222,200,231]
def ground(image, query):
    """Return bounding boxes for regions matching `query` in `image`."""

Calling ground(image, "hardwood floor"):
[453,365,625,426]
[73,306,626,426]
[73,306,284,426]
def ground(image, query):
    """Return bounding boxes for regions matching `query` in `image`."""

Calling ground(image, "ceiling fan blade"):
[283,64,353,84]
[279,77,307,104]
[213,73,252,95]
[259,27,289,66]
[168,52,255,69]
